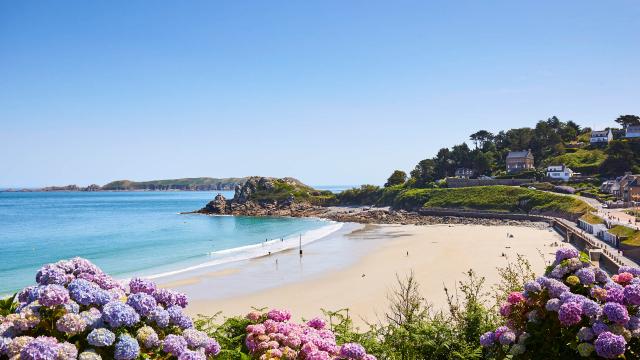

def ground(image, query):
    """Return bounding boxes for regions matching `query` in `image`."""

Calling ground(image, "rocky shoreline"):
[191,197,548,230]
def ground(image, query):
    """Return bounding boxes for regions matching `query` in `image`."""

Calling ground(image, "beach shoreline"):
[160,222,564,326]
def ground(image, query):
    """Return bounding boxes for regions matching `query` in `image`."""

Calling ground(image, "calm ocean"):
[0,191,336,295]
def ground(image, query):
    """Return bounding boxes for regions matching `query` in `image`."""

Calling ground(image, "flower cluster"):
[244,309,375,360]
[481,248,640,359]
[0,257,220,359]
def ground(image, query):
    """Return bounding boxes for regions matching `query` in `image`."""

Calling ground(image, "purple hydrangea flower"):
[153,288,178,307]
[582,299,602,318]
[178,350,206,360]
[167,306,193,329]
[545,279,569,298]
[606,287,624,303]
[57,341,78,360]
[87,328,115,347]
[80,308,104,329]
[595,331,626,359]
[498,331,516,345]
[36,266,68,286]
[619,266,640,276]
[18,286,40,304]
[38,284,69,307]
[558,302,582,326]
[603,302,629,325]
[136,326,160,349]
[578,327,595,341]
[575,268,595,285]
[162,334,187,356]
[524,280,541,293]
[20,336,59,360]
[267,309,291,322]
[114,335,140,360]
[147,306,170,328]
[340,343,366,359]
[126,293,157,317]
[555,248,579,262]
[595,268,609,283]
[307,317,326,330]
[204,338,221,356]
[545,298,561,312]
[67,279,99,305]
[56,313,86,335]
[479,331,495,347]
[183,329,208,348]
[129,278,157,295]
[102,301,140,328]
[593,321,609,335]
[624,284,640,305]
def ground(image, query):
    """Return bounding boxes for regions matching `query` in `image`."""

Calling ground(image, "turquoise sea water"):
[0,191,331,295]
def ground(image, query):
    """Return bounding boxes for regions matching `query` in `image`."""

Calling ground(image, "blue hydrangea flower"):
[102,301,140,328]
[114,335,140,360]
[126,293,157,317]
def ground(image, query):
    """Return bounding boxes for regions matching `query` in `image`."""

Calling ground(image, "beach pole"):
[299,234,303,256]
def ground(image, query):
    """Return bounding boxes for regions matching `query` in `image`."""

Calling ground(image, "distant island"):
[3,177,248,192]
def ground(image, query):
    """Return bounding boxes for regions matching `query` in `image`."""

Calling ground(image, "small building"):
[600,180,621,197]
[506,150,534,173]
[590,129,613,144]
[454,167,474,179]
[546,164,574,181]
[626,125,640,139]
[623,177,640,202]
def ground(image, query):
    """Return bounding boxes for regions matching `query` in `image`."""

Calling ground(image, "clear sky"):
[1,1,639,187]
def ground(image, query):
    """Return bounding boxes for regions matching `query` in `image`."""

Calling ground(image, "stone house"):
[506,150,534,173]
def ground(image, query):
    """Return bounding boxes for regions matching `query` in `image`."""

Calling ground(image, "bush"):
[481,248,640,359]
[0,258,220,359]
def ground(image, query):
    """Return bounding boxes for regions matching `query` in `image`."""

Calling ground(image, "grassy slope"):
[610,225,640,247]
[542,149,606,174]
[392,186,592,217]
[248,179,334,204]
[580,213,605,225]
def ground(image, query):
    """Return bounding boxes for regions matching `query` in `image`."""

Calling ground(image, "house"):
[506,150,534,173]
[622,177,640,202]
[626,125,640,139]
[590,129,613,144]
[546,164,574,181]
[601,180,622,197]
[454,168,474,179]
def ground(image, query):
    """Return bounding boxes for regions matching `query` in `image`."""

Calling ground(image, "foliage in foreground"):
[483,248,640,359]
[0,257,220,359]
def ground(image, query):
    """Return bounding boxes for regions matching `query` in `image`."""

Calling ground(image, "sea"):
[0,189,349,295]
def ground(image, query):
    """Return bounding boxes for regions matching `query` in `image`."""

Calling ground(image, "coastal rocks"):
[200,193,230,214]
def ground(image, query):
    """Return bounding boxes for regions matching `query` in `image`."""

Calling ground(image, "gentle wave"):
[145,222,344,280]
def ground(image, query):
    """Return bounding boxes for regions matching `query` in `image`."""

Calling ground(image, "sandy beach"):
[167,223,565,326]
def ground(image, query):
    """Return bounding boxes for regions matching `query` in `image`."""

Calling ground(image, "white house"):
[546,164,574,181]
[626,125,640,138]
[590,129,613,144]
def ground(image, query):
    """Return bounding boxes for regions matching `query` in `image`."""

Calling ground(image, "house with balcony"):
[506,150,534,173]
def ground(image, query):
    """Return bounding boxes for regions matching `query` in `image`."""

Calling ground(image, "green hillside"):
[542,149,606,174]
[102,177,247,190]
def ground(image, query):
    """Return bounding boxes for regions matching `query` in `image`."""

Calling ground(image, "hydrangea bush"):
[481,247,640,359]
[0,257,220,359]
[243,309,376,360]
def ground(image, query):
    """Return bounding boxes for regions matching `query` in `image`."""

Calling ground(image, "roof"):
[627,125,640,131]
[591,130,610,136]
[506,150,533,159]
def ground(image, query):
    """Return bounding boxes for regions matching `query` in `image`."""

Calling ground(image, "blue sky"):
[1,1,639,187]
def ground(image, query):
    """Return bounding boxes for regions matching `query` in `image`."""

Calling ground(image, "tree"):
[410,159,437,187]
[384,170,407,187]
[615,115,640,129]
[472,151,495,176]
[469,130,494,149]
[451,143,473,169]
[599,140,637,176]
[433,148,454,179]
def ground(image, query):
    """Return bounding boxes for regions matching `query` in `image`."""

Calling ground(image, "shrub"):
[481,248,640,359]
[0,258,220,359]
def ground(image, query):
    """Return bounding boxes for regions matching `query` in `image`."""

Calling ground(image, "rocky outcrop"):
[196,177,320,216]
